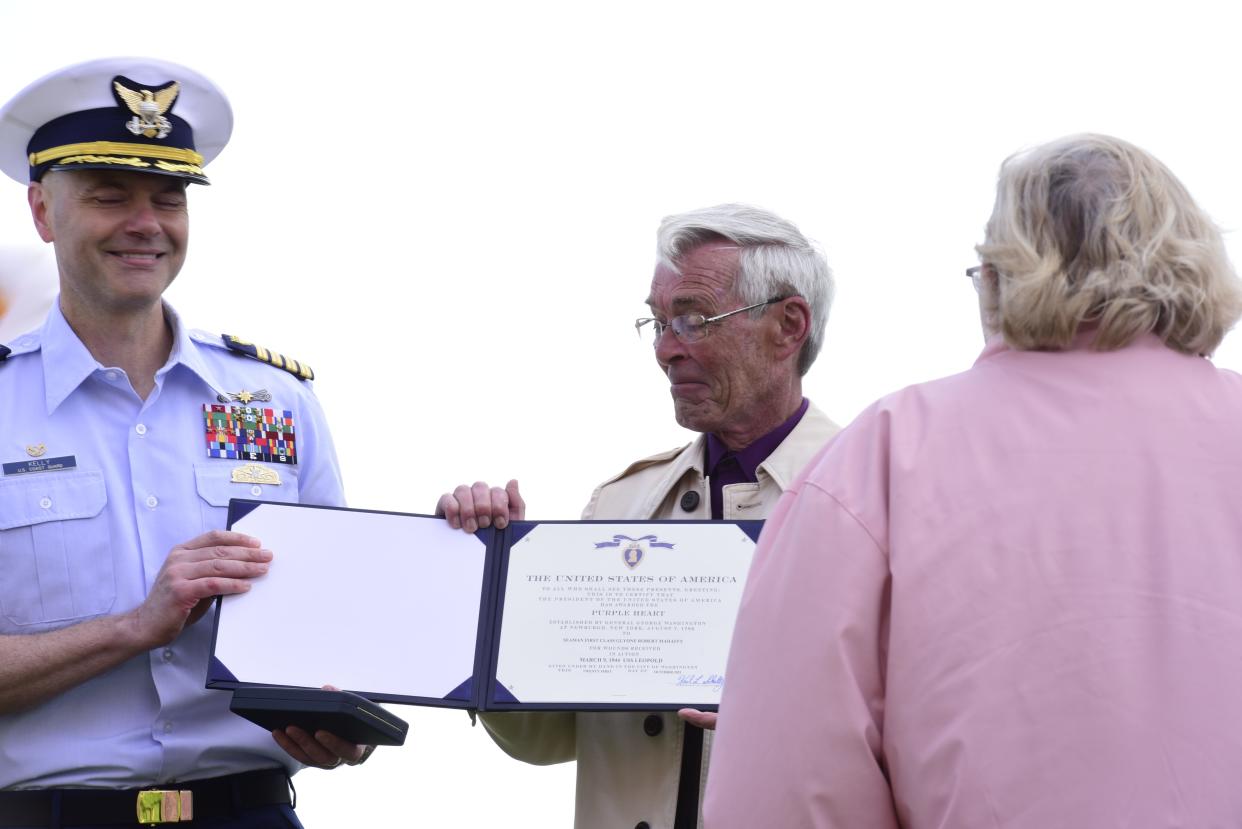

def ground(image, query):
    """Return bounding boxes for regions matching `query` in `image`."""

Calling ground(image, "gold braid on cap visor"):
[29,141,205,167]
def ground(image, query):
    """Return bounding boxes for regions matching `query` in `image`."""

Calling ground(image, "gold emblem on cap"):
[26,443,46,458]
[114,80,180,139]
[217,389,272,405]
[53,155,150,169]
[154,160,205,175]
[231,463,281,486]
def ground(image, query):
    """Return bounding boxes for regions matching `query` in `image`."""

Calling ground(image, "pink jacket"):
[705,335,1242,828]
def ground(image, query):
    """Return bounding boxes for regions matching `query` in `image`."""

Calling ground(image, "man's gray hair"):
[656,204,833,375]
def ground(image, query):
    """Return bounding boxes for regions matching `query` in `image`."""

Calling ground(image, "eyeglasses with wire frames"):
[965,264,996,291]
[634,296,790,345]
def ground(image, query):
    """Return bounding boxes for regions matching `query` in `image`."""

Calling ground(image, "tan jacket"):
[481,402,839,829]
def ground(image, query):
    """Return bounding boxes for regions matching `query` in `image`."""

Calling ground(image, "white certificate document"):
[209,502,761,711]
[492,522,756,707]
[212,501,488,702]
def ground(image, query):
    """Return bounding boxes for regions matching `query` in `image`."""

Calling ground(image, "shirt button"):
[642,714,663,737]
[251,485,262,496]
[146,496,159,509]
[162,649,174,662]
[163,721,174,733]
[106,371,119,382]
[135,423,148,436]
[679,491,700,512]
[39,497,52,509]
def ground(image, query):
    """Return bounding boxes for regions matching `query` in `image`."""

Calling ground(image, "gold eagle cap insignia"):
[113,79,180,139]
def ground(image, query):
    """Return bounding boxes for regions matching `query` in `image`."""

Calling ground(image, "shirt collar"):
[974,323,1133,366]
[705,397,810,482]
[973,334,1010,366]
[166,306,227,394]
[41,303,103,414]
[41,301,223,413]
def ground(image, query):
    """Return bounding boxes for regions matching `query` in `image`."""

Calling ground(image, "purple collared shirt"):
[705,398,809,520]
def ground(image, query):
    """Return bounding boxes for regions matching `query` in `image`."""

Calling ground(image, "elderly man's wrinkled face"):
[645,242,784,443]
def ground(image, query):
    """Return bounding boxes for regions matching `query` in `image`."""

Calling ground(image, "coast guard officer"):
[0,58,365,827]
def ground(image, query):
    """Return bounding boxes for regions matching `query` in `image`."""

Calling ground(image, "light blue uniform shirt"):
[0,302,344,788]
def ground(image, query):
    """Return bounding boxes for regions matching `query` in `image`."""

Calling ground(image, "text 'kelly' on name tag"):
[2,455,77,476]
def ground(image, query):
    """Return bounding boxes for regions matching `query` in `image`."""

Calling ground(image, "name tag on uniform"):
[2,455,78,476]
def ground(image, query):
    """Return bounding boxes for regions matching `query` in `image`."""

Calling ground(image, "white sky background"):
[1,0,1240,824]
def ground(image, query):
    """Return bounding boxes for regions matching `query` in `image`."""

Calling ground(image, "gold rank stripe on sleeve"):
[221,335,315,381]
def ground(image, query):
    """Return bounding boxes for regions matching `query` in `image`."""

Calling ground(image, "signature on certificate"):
[676,673,724,688]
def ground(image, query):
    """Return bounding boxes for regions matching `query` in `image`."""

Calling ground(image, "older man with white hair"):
[438,203,840,829]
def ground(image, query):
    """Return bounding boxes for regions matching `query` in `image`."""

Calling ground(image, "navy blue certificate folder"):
[208,499,762,713]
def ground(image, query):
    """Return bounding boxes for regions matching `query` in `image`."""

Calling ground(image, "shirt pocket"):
[0,470,114,629]
[193,464,302,532]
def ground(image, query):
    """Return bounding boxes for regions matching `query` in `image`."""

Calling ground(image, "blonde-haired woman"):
[705,135,1242,828]
[979,133,1241,353]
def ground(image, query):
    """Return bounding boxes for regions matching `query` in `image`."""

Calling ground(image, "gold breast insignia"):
[25,444,46,458]
[231,463,281,486]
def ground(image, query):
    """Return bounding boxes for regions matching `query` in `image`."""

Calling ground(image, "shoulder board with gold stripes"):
[221,335,314,381]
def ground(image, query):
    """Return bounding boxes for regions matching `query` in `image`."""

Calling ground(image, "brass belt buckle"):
[136,789,194,823]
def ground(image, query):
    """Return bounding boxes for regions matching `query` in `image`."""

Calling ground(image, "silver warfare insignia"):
[114,80,181,139]
[217,389,272,405]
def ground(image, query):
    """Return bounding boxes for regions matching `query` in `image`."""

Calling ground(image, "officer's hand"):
[436,479,525,533]
[128,530,271,648]
[677,708,718,730]
[273,684,374,769]
[273,726,371,769]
